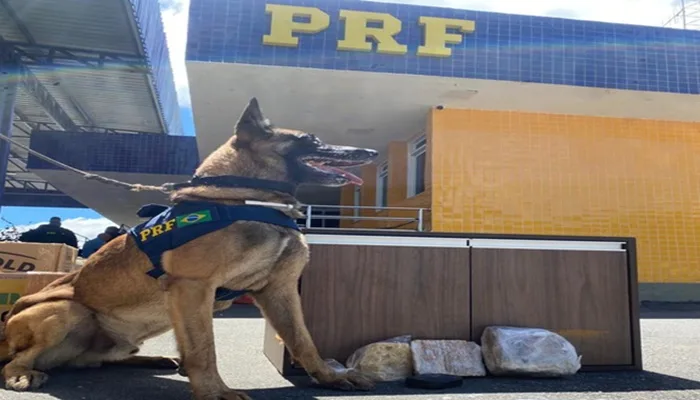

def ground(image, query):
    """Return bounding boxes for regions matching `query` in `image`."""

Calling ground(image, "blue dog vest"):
[129,201,301,301]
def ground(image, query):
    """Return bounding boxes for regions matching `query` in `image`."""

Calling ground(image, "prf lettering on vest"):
[262,4,475,58]
[139,219,177,242]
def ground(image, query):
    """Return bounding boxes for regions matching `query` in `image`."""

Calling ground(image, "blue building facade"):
[28,131,198,176]
[131,0,183,135]
[187,0,700,95]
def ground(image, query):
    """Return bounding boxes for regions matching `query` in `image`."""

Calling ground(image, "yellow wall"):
[429,107,700,284]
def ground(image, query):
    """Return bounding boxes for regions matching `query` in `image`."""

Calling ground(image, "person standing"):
[18,217,79,249]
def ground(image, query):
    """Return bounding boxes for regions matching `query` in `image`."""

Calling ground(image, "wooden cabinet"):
[469,239,637,368]
[300,243,472,363]
[263,232,641,376]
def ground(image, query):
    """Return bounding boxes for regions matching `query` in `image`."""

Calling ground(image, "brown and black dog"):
[0,98,379,400]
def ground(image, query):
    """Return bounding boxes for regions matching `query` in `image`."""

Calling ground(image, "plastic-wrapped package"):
[410,340,486,377]
[480,326,582,377]
[345,335,413,381]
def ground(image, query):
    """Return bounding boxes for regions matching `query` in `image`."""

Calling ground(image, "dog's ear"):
[233,98,274,145]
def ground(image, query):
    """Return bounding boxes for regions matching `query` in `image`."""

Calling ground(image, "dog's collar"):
[169,175,297,196]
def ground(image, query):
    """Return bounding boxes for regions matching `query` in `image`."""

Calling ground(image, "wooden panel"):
[262,319,286,373]
[300,244,471,363]
[471,248,633,366]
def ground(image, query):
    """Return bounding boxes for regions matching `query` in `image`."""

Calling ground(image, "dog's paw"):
[315,370,375,391]
[5,370,48,391]
[173,357,189,376]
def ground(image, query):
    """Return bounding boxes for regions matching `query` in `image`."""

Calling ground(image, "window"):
[376,161,389,209]
[352,186,361,221]
[407,135,427,197]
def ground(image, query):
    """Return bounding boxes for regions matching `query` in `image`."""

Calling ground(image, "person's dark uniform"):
[80,226,121,258]
[19,217,79,249]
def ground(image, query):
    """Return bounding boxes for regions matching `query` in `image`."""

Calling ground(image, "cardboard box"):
[0,242,78,273]
[0,272,68,322]
[72,258,87,272]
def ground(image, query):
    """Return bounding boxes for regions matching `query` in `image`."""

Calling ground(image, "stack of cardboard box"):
[0,242,79,322]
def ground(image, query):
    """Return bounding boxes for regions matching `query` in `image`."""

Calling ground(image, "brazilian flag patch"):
[176,210,213,228]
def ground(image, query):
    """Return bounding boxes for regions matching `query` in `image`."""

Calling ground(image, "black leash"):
[167,175,297,196]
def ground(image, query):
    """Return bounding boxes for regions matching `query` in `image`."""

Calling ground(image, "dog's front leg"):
[253,281,375,391]
[166,278,251,400]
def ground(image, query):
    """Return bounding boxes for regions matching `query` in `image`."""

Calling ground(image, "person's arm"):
[65,230,78,248]
[81,239,97,258]
[83,235,109,257]
[68,233,78,248]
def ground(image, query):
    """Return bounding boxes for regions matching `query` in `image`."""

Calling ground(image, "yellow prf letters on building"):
[418,16,475,57]
[263,4,331,47]
[337,10,407,55]
[262,3,475,57]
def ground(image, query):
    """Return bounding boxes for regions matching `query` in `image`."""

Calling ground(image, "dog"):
[0,98,379,400]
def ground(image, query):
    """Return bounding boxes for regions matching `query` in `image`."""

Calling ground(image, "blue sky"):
[1,208,103,228]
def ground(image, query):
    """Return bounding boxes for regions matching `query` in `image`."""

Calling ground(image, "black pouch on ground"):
[405,374,464,390]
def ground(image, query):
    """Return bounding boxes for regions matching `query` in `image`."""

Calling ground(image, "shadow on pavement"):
[277,371,700,398]
[27,369,192,400]
[27,367,700,400]
[214,304,262,319]
[640,302,700,319]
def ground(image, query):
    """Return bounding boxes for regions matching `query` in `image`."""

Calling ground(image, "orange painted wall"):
[340,137,432,230]
[429,107,700,284]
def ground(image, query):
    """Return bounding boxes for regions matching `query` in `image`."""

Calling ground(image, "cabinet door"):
[300,244,471,363]
[471,248,633,366]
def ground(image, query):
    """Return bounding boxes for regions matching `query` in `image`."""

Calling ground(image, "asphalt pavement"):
[0,303,698,400]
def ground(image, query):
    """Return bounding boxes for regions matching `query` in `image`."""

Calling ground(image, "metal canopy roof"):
[0,0,182,208]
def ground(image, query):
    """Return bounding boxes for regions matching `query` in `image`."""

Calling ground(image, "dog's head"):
[196,98,379,189]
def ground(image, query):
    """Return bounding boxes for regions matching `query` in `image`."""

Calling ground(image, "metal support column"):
[0,46,19,213]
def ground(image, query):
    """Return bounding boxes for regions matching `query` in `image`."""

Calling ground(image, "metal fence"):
[299,204,430,232]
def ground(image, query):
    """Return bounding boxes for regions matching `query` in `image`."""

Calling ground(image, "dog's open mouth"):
[301,158,365,185]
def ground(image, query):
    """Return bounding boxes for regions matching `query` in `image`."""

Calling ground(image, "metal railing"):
[299,204,431,232]
[123,204,430,232]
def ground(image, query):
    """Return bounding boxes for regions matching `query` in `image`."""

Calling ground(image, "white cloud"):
[12,217,117,247]
[158,0,688,111]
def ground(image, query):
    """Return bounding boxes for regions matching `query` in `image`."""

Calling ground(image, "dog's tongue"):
[321,165,364,185]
